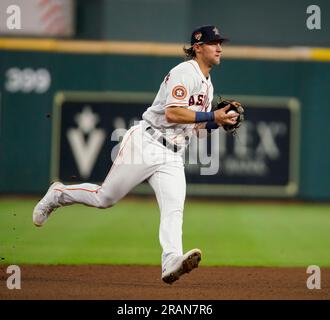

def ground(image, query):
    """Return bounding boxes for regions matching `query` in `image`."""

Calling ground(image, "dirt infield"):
[0,265,329,300]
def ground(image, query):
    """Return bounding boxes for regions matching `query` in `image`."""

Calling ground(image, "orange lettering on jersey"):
[172,85,187,100]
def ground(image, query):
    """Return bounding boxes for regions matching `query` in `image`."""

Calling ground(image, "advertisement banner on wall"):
[0,0,75,36]
[51,92,300,197]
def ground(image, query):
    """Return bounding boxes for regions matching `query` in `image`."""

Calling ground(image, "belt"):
[145,126,179,153]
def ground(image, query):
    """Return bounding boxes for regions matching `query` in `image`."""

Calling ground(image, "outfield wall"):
[0,40,329,200]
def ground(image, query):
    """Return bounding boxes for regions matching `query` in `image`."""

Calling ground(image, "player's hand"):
[214,104,239,126]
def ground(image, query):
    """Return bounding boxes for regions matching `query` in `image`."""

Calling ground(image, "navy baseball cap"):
[190,25,228,46]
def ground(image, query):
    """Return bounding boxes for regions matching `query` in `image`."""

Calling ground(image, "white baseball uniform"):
[49,59,214,267]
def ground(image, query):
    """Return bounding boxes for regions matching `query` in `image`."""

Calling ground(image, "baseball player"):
[33,25,239,284]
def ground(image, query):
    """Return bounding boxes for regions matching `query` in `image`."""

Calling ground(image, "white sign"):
[0,0,75,36]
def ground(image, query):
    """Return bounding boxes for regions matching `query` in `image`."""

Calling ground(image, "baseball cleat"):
[33,182,63,227]
[161,248,202,284]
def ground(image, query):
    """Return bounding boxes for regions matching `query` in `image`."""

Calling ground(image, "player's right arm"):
[165,105,238,126]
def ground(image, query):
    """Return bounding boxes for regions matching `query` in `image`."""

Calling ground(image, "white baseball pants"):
[53,121,186,266]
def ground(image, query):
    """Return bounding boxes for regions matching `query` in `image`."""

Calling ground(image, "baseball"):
[227,110,238,120]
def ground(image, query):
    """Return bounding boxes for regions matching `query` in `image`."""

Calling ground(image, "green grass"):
[0,198,330,267]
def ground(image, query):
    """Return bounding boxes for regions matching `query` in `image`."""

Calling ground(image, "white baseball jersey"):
[142,59,214,147]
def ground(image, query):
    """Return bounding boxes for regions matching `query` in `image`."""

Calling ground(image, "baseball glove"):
[212,97,245,134]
